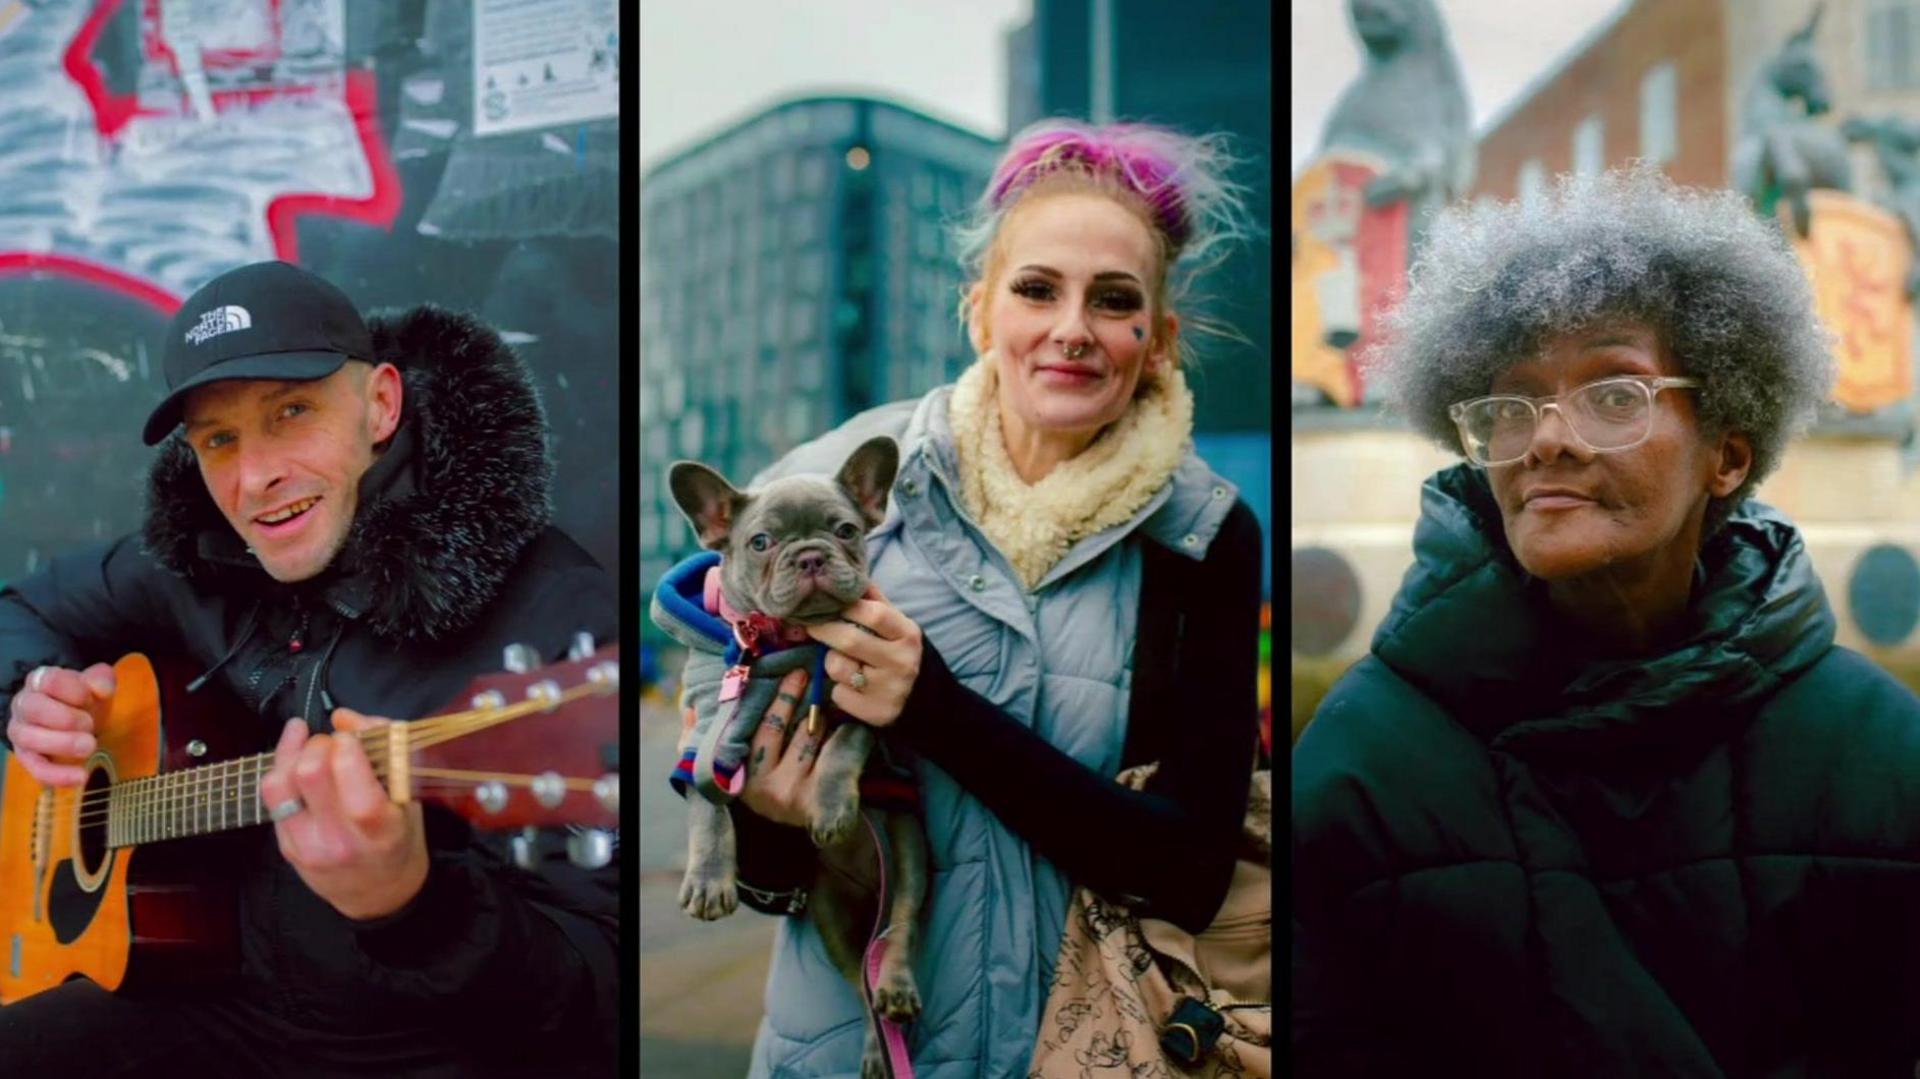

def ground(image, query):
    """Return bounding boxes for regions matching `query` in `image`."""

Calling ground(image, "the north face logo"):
[184,305,252,346]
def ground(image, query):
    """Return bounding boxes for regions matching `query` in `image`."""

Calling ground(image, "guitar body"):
[0,654,252,1004]
[0,642,619,1007]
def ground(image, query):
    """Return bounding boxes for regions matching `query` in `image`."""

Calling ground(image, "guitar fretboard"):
[105,750,282,848]
[101,723,401,848]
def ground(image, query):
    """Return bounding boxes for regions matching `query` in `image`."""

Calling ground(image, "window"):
[770,152,797,203]
[1517,159,1546,208]
[1573,114,1604,178]
[678,411,706,458]
[1640,62,1677,164]
[1869,0,1920,90]
[800,153,829,197]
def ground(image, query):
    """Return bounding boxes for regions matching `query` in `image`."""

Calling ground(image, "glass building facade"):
[639,97,999,604]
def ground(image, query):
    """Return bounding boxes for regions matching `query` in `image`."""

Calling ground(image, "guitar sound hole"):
[76,766,110,881]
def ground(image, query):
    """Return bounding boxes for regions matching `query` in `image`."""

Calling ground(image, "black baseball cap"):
[143,260,374,445]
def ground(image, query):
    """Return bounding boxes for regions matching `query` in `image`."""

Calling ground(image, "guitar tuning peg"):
[568,631,596,662]
[511,825,538,869]
[475,781,509,815]
[593,773,618,814]
[586,661,619,689]
[526,679,561,709]
[531,771,566,808]
[502,643,539,674]
[567,827,614,869]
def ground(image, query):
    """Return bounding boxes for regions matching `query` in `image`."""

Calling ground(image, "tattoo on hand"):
[776,692,801,707]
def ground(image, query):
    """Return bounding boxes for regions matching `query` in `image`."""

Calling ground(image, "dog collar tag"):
[719,664,749,703]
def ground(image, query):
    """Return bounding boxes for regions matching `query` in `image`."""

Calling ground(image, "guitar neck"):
[101,659,620,848]
[103,729,394,849]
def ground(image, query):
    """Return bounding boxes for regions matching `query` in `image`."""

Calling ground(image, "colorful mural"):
[1785,193,1916,414]
[0,0,620,586]
[1290,152,1409,408]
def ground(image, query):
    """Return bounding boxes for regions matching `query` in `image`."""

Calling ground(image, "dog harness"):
[652,552,918,811]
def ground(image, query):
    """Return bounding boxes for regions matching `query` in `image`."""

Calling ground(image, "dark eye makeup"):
[1011,277,1055,301]
[1009,277,1144,314]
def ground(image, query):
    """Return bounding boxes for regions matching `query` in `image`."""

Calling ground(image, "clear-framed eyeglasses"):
[1447,375,1701,468]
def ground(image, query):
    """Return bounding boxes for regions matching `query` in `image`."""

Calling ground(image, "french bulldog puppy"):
[668,435,927,1076]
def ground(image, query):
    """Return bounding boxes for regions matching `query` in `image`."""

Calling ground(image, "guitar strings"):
[66,686,597,826]
[61,680,610,832]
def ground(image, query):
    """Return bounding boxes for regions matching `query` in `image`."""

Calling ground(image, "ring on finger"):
[267,797,305,823]
[849,666,868,691]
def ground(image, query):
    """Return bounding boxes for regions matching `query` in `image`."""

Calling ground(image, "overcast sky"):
[1291,1,1630,177]
[639,0,1034,172]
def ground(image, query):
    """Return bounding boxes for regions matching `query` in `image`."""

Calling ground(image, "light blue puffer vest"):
[727,384,1238,1078]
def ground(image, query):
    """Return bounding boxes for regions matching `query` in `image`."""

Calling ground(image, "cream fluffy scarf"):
[947,354,1194,589]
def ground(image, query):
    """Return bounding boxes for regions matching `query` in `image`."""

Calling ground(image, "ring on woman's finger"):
[849,666,868,691]
[267,797,305,823]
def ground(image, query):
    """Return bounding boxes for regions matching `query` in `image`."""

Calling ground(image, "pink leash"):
[861,809,915,1078]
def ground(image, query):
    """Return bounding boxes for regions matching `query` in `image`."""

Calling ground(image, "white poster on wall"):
[473,0,619,137]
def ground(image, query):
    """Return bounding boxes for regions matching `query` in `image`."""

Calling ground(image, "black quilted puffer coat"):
[1293,464,1920,1078]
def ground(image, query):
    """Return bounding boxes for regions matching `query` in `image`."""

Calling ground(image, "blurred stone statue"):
[1844,113,1920,298]
[1732,2,1852,237]
[1319,0,1475,235]
[1294,0,1473,409]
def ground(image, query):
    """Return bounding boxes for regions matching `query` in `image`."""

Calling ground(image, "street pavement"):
[638,687,779,1078]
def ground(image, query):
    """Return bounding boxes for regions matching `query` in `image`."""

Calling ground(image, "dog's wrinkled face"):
[668,436,899,624]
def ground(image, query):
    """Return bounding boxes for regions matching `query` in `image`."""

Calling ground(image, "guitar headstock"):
[399,637,619,841]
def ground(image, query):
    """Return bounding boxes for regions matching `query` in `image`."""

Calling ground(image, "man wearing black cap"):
[0,261,619,1077]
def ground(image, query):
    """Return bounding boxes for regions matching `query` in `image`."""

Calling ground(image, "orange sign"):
[1291,152,1408,408]
[1786,191,1915,414]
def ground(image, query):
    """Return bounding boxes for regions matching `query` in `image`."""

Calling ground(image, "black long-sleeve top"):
[734,498,1263,933]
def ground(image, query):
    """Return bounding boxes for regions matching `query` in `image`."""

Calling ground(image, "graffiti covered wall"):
[0,0,620,589]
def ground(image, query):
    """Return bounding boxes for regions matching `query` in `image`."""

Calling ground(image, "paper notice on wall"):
[473,0,619,137]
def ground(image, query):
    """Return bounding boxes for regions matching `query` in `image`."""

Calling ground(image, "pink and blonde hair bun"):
[988,124,1196,248]
[958,119,1252,291]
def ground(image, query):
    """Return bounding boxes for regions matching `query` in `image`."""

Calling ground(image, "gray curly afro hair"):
[1368,165,1835,531]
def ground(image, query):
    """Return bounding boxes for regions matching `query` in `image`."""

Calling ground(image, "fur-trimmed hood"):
[141,305,553,642]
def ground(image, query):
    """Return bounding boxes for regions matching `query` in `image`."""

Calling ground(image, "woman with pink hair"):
[697,119,1265,1076]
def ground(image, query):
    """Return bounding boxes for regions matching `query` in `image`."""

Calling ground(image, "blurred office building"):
[639,97,998,597]
[1006,0,1274,592]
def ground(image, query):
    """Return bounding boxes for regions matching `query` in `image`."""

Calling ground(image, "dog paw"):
[808,786,861,848]
[874,968,922,1024]
[860,1034,889,1079]
[678,867,737,921]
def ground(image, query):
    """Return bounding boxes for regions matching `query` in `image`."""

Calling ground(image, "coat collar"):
[895,381,1238,580]
[1375,464,1837,758]
[139,305,553,642]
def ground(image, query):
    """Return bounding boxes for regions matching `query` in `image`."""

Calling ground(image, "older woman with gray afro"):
[1293,166,1920,1077]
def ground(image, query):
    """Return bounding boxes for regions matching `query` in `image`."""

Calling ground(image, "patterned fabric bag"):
[1030,767,1272,1078]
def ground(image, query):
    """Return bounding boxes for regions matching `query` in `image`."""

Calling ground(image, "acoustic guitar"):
[0,640,619,1005]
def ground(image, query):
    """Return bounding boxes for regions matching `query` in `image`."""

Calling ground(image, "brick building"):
[1474,0,1920,206]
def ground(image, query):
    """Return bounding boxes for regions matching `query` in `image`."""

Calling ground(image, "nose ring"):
[1062,343,1088,360]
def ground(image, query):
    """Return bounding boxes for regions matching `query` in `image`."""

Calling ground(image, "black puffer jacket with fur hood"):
[0,306,618,1075]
